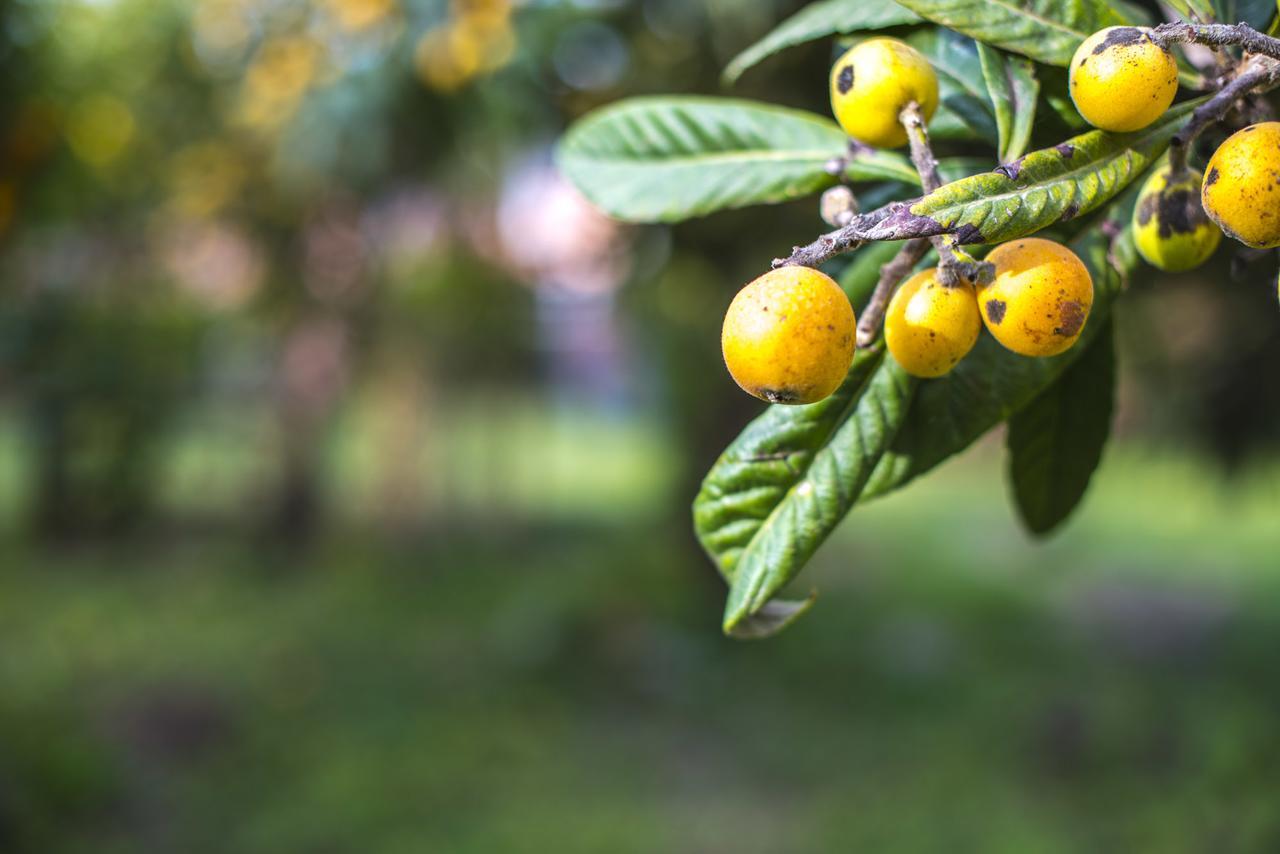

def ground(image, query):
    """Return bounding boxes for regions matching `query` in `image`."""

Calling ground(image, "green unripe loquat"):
[1133,166,1222,272]
[1069,27,1178,132]
[722,266,856,405]
[829,38,939,149]
[1202,122,1280,249]
[978,238,1094,358]
[884,268,981,378]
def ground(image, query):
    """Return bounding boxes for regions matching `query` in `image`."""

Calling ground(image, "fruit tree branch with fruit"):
[556,1,1280,639]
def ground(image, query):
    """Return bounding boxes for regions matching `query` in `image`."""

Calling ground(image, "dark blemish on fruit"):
[1054,301,1085,337]
[1059,203,1079,222]
[837,65,854,94]
[1055,143,1075,159]
[986,299,1007,325]
[1244,125,1256,132]
[1092,27,1146,55]
[1148,187,1203,237]
[1078,57,1087,68]
[1206,167,1219,186]
[761,388,800,404]
[826,324,835,331]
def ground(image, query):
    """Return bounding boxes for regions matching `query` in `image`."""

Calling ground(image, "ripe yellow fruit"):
[1069,27,1178,132]
[722,266,856,405]
[829,37,939,149]
[978,238,1094,358]
[1132,166,1222,272]
[884,268,981,378]
[1201,122,1280,249]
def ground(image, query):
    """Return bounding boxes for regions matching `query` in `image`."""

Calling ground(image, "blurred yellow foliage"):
[240,36,324,129]
[167,141,248,217]
[326,0,396,32]
[66,95,136,167]
[415,0,515,92]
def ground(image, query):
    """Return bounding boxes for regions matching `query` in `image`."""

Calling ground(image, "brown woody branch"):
[1168,57,1280,174]
[1151,22,1280,61]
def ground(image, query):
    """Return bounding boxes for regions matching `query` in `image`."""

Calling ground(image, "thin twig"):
[1151,22,1280,62]
[854,238,930,347]
[1168,57,1280,174]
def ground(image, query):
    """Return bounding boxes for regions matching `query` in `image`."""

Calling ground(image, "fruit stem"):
[1167,57,1280,175]
[855,239,930,348]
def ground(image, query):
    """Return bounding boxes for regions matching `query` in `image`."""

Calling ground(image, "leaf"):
[862,98,1204,245]
[556,97,915,223]
[1006,318,1115,537]
[894,0,1134,66]
[906,29,999,145]
[1213,0,1275,31]
[1164,0,1216,21]
[712,355,916,633]
[723,0,921,84]
[977,42,1040,163]
[862,190,1143,503]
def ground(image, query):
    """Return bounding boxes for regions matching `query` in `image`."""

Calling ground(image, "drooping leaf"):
[976,42,1040,163]
[706,354,916,634]
[906,29,999,145]
[723,0,921,84]
[894,0,1134,66]
[1006,318,1115,537]
[556,97,915,223]
[861,98,1203,245]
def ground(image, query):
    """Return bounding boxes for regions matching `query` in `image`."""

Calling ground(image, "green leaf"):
[863,98,1203,245]
[1213,0,1275,31]
[894,0,1134,66]
[723,0,921,84]
[906,29,999,145]
[1006,318,1115,537]
[977,43,1040,163]
[862,193,1142,503]
[556,97,914,223]
[711,354,916,633]
[1164,0,1216,21]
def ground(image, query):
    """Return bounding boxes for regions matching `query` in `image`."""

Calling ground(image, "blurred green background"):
[2,0,1280,851]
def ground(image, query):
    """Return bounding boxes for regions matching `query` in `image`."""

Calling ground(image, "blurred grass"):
[2,434,1280,852]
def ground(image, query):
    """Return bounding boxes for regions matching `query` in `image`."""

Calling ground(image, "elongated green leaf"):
[556,97,914,223]
[895,0,1134,66]
[906,29,999,145]
[863,99,1203,245]
[723,0,920,84]
[1006,319,1115,537]
[862,193,1142,502]
[1214,0,1274,31]
[716,355,916,633]
[977,43,1039,163]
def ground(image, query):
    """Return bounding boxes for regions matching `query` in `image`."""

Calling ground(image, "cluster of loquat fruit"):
[722,27,1280,405]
